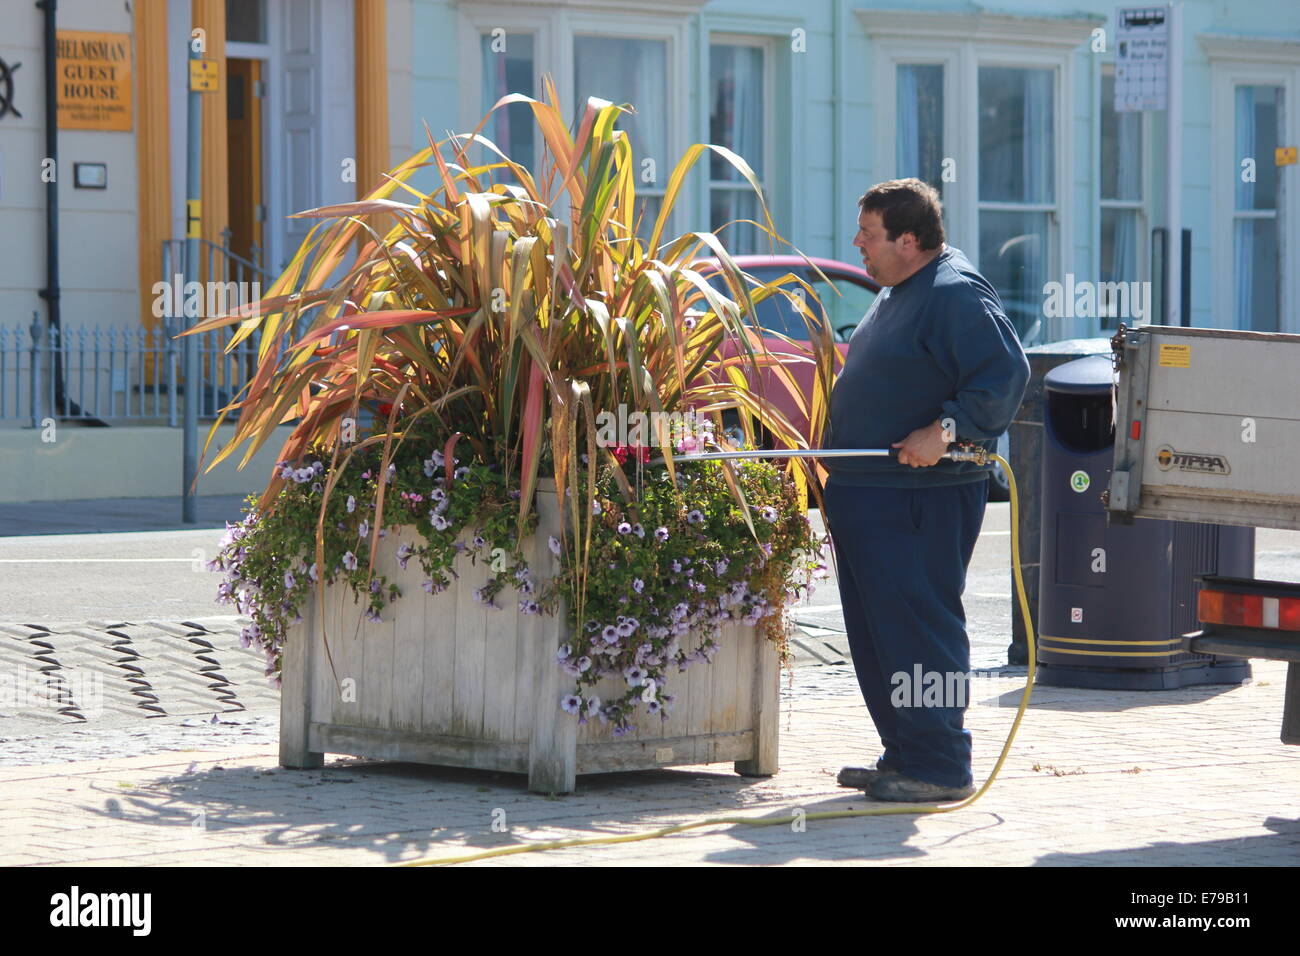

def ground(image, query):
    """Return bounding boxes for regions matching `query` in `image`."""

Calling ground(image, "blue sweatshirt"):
[825,245,1029,487]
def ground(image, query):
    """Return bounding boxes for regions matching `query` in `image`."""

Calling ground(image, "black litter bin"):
[1036,355,1254,689]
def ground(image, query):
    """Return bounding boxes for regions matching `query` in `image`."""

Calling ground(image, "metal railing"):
[2,230,277,427]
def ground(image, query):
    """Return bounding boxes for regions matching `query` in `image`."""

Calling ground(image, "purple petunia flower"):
[632,578,644,593]
[687,510,704,524]
[602,625,620,645]
[548,536,562,557]
[556,643,571,662]
[342,551,358,571]
[623,666,647,687]
[308,563,318,583]
[632,523,645,538]
[654,526,669,543]
[358,520,370,539]
[760,505,778,523]
[346,495,357,514]
[396,543,413,569]
[617,522,631,535]
[431,513,450,531]
[283,571,296,590]
[592,499,602,516]
[560,694,582,715]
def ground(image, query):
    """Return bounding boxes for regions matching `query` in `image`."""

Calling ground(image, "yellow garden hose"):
[395,452,1035,866]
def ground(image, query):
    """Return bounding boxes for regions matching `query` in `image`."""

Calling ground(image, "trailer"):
[1107,324,1300,743]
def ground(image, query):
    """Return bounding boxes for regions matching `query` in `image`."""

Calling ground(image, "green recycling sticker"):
[1070,470,1090,493]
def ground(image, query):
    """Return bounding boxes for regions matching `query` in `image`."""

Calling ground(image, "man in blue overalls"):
[823,179,1029,802]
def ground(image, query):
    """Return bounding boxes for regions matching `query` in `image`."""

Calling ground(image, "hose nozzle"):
[944,442,989,464]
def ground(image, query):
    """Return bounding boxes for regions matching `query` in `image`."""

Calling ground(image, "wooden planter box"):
[279,484,780,793]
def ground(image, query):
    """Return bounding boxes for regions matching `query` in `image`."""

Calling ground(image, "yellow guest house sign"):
[56,30,132,131]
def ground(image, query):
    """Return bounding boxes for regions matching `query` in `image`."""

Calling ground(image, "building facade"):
[0,0,1297,443]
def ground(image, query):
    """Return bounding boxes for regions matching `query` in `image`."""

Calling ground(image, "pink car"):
[695,255,881,447]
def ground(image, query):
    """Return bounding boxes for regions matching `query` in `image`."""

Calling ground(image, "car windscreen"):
[705,266,876,342]
[703,266,811,340]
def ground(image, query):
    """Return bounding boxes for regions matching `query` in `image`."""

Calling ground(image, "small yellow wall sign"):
[56,30,132,131]
[189,58,219,93]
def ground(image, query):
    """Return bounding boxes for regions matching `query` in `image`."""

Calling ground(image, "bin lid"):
[1043,354,1114,395]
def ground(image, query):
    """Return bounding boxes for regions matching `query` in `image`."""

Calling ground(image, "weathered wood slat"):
[710,621,740,736]
[422,547,458,736]
[330,581,365,729]
[390,529,425,733]
[360,536,396,730]
[451,546,488,738]
[308,588,333,727]
[731,622,755,737]
[525,484,577,793]
[577,731,754,773]
[311,722,528,773]
[481,566,518,742]
[686,628,716,748]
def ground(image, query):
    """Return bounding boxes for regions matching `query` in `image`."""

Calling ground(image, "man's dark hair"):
[858,178,945,250]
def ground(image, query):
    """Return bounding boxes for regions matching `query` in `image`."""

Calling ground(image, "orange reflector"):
[1130,420,1141,440]
[1198,590,1223,623]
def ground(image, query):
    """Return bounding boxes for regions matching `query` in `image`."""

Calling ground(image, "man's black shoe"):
[868,773,976,803]
[837,764,902,790]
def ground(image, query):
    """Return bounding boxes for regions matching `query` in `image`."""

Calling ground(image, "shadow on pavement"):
[76,757,939,865]
[1032,817,1300,865]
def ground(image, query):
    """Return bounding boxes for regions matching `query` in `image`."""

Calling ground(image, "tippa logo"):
[1155,445,1230,475]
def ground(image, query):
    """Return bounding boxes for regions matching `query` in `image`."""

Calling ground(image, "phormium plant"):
[191,76,839,733]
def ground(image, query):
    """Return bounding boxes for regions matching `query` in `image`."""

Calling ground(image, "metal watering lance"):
[397,443,1036,867]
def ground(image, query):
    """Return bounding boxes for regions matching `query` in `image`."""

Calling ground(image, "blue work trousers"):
[822,477,988,788]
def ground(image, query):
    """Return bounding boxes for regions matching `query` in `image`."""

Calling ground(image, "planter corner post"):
[280,594,325,769]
